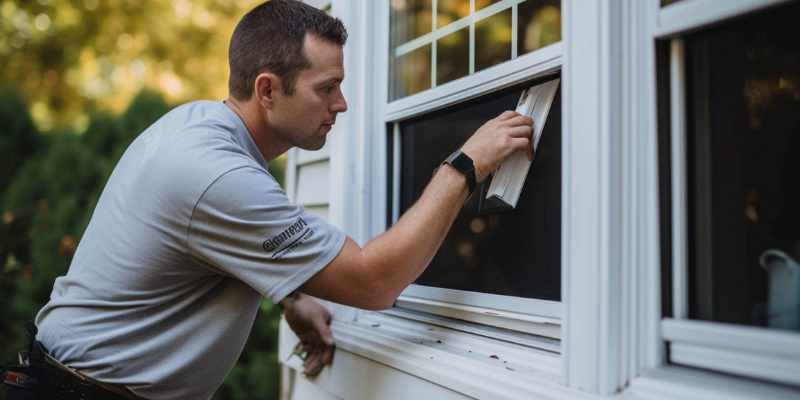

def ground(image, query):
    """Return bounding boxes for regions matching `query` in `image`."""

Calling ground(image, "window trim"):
[397,285,562,339]
[654,0,793,38]
[381,0,565,343]
[386,42,563,121]
[279,311,573,400]
[662,318,800,387]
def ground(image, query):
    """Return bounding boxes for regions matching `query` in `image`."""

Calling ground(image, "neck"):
[224,96,291,163]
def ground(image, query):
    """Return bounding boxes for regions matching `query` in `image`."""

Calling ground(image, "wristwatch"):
[442,150,476,196]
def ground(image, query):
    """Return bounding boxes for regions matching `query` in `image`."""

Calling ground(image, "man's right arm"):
[298,111,535,310]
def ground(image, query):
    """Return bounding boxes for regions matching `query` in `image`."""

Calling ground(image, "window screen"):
[391,77,561,301]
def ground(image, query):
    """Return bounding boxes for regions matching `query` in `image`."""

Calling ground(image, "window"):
[658,1,800,386]
[391,77,561,301]
[384,0,562,341]
[389,0,561,100]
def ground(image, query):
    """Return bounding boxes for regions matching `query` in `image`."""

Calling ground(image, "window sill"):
[281,311,597,400]
[385,42,563,122]
[627,365,800,400]
[662,318,800,387]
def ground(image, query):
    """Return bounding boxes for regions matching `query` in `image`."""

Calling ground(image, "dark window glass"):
[391,44,433,101]
[656,40,673,319]
[475,9,512,73]
[517,0,561,56]
[661,0,686,6]
[389,0,561,102]
[476,0,503,12]
[437,0,470,22]
[391,0,433,46]
[662,3,800,331]
[436,26,470,86]
[395,77,561,300]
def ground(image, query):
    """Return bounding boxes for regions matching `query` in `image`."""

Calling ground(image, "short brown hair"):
[228,0,348,100]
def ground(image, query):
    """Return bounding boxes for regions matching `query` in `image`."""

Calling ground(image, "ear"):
[254,72,281,109]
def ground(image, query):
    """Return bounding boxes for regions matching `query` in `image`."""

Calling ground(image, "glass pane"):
[437,27,470,86]
[475,9,512,73]
[476,0,503,12]
[398,78,562,300]
[661,0,687,6]
[391,44,432,101]
[391,0,433,46]
[682,3,800,331]
[517,0,561,56]
[437,0,470,27]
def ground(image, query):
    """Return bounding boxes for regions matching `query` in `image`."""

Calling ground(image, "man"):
[10,1,535,399]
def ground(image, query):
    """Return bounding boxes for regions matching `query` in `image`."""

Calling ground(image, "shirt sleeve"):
[187,166,346,303]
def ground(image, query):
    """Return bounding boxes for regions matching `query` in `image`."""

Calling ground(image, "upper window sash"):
[393,0,525,62]
[386,42,562,122]
[653,0,793,38]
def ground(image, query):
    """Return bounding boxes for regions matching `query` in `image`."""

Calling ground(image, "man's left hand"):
[282,293,335,375]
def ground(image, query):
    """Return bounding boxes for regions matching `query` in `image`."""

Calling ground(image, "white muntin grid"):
[393,0,527,90]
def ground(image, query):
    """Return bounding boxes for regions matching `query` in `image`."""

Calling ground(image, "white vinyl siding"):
[287,149,331,223]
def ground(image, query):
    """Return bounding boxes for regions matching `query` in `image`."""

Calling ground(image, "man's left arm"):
[281,293,335,375]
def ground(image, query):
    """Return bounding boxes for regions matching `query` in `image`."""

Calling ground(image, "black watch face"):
[450,152,474,174]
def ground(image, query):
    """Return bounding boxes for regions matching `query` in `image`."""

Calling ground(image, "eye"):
[322,86,334,93]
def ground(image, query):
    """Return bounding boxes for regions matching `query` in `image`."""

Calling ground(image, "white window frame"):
[284,1,800,399]
[381,0,565,341]
[655,0,800,388]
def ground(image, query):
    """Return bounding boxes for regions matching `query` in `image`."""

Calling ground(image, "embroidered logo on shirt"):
[263,217,309,253]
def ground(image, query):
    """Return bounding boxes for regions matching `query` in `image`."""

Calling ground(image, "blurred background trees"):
[1,1,285,399]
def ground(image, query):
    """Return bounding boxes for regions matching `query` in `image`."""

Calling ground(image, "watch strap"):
[443,150,476,196]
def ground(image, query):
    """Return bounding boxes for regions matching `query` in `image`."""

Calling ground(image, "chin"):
[294,125,331,151]
[298,137,327,151]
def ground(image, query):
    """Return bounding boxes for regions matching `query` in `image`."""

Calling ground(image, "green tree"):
[1,89,284,400]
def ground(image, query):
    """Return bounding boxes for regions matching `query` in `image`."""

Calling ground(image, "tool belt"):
[2,321,141,400]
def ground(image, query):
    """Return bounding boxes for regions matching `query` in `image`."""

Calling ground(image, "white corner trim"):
[654,0,792,38]
[385,43,563,122]
[328,313,600,400]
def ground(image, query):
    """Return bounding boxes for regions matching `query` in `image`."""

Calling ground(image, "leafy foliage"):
[1,0,263,132]
[0,89,282,400]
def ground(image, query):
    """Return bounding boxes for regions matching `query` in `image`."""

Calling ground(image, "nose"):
[330,90,348,113]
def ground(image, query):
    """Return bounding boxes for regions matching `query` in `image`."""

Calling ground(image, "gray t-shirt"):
[34,100,346,400]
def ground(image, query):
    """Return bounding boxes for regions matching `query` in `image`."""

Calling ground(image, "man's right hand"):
[459,110,535,181]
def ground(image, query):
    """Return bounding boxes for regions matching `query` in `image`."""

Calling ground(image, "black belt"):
[2,321,135,400]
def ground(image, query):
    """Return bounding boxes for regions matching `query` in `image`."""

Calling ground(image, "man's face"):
[269,34,347,151]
